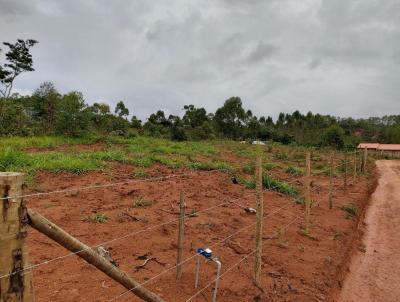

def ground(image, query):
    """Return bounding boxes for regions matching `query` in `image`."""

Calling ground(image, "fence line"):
[0,170,223,201]
[109,201,298,301]
[184,215,301,301]
[0,193,253,280]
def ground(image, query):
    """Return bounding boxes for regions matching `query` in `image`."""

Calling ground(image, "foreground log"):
[27,209,165,302]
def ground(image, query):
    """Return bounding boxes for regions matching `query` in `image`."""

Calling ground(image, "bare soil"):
[24,160,373,301]
[338,160,400,302]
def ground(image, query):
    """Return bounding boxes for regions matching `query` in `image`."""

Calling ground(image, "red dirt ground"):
[338,160,400,302]
[23,161,373,302]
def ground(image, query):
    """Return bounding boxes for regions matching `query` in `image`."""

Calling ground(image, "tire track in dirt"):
[339,160,400,302]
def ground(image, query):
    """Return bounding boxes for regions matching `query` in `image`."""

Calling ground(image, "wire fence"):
[0,149,366,301]
[108,201,299,301]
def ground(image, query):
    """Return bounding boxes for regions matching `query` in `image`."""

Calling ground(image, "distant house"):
[357,143,400,158]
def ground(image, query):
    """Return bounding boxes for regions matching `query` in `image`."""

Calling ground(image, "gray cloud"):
[0,0,399,120]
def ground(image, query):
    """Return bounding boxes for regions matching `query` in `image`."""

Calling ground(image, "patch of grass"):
[0,136,97,150]
[133,197,153,208]
[152,155,187,168]
[242,163,255,174]
[264,162,279,171]
[285,166,304,176]
[82,213,109,223]
[188,160,232,171]
[239,174,298,196]
[340,203,358,217]
[0,148,30,171]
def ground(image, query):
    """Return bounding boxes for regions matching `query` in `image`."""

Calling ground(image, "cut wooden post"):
[176,192,185,280]
[27,209,165,302]
[0,172,34,302]
[362,148,368,173]
[253,157,263,288]
[328,152,334,209]
[304,151,311,233]
[353,150,357,180]
[344,152,348,193]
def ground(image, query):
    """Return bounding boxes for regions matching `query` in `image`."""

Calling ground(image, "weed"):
[285,166,304,176]
[189,208,199,217]
[340,203,358,217]
[300,228,317,240]
[82,213,109,223]
[242,163,255,174]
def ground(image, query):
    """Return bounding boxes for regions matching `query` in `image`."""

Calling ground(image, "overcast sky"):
[0,0,399,120]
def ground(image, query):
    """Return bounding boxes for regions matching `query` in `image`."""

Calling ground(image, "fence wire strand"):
[108,201,298,301]
[184,215,301,302]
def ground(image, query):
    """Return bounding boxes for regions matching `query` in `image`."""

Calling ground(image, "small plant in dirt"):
[300,228,317,240]
[274,151,289,161]
[133,169,149,179]
[82,213,109,223]
[285,166,303,176]
[340,203,358,218]
[133,197,153,208]
[242,163,255,174]
[264,162,279,171]
[189,208,198,217]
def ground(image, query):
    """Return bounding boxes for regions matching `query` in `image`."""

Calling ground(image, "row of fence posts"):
[0,148,369,302]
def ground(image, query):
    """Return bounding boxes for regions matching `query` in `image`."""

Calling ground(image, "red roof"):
[377,144,400,151]
[357,143,400,151]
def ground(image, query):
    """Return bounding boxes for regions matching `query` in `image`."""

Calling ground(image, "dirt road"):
[339,160,400,302]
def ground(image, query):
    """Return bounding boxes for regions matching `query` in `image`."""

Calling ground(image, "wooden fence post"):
[328,152,334,209]
[344,152,348,193]
[254,157,263,288]
[362,148,368,173]
[353,150,357,180]
[304,151,311,233]
[176,192,185,280]
[0,172,34,302]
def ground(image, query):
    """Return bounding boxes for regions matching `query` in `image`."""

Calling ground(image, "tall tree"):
[214,97,247,139]
[115,101,129,119]
[31,82,60,133]
[0,39,38,97]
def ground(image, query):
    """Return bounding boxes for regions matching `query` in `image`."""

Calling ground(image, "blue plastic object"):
[197,247,212,259]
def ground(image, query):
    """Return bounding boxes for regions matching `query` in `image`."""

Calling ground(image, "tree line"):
[1,39,399,148]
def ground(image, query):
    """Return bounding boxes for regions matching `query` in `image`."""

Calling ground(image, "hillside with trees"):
[1,39,399,148]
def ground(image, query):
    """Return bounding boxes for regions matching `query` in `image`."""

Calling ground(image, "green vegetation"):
[239,174,298,196]
[1,38,400,145]
[82,213,109,223]
[285,166,304,176]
